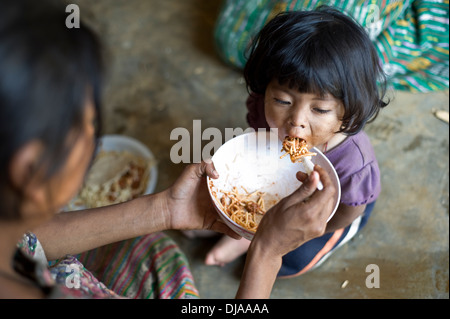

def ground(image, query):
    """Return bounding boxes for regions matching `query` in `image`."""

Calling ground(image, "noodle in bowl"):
[207,131,340,241]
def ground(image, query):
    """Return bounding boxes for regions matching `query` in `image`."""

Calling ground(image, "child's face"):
[264,79,344,148]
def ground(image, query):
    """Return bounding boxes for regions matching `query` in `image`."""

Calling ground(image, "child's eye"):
[313,107,330,114]
[274,98,291,105]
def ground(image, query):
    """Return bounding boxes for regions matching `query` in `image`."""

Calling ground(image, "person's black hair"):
[0,0,104,219]
[244,6,389,135]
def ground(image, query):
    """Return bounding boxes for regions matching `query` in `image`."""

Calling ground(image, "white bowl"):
[98,134,158,195]
[207,131,340,241]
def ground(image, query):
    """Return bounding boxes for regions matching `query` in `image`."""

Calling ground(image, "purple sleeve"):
[326,133,381,207]
[338,161,381,206]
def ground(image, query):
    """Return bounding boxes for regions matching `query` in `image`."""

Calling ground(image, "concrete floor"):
[74,0,449,298]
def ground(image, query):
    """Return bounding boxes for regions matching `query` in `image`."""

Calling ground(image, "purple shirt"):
[246,93,381,206]
[325,132,380,206]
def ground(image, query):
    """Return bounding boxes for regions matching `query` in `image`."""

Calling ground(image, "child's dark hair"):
[244,6,389,135]
[0,0,104,219]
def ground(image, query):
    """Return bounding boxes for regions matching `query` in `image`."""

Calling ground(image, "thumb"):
[188,159,219,180]
[203,158,219,179]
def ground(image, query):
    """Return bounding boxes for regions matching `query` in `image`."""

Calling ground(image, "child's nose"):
[289,112,307,129]
[289,121,305,129]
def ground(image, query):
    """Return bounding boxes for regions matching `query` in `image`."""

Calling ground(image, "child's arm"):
[325,203,366,233]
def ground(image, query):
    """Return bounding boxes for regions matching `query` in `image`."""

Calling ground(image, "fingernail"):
[204,158,213,164]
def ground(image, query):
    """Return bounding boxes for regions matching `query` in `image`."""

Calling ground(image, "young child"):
[205,6,389,277]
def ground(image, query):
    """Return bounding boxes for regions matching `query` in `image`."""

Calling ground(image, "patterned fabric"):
[15,232,199,299]
[16,233,113,299]
[76,233,199,299]
[49,254,123,299]
[214,0,449,92]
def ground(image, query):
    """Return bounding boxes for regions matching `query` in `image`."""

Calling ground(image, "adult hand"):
[163,160,240,239]
[236,165,337,298]
[254,165,337,258]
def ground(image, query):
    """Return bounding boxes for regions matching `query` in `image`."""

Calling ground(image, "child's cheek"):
[265,105,281,128]
[266,113,289,142]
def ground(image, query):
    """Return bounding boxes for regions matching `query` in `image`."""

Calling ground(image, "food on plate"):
[73,150,151,208]
[280,136,316,163]
[209,182,267,232]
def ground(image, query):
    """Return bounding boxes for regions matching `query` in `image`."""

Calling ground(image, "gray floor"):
[74,0,449,298]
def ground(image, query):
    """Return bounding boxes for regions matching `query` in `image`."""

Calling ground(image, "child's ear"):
[9,140,48,211]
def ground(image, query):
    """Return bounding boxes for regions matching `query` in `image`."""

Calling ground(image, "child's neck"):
[320,133,347,153]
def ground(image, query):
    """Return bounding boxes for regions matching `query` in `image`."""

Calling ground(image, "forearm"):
[325,204,366,234]
[33,192,170,260]
[236,241,282,299]
[236,165,338,298]
[325,215,350,233]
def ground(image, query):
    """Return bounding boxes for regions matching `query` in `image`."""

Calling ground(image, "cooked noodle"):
[209,137,315,232]
[280,136,316,163]
[210,182,265,232]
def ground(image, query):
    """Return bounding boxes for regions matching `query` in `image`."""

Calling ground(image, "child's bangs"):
[276,51,343,100]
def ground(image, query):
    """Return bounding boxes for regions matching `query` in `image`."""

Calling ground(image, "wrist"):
[248,238,283,271]
[156,190,173,230]
[131,191,172,234]
[236,238,282,299]
[157,189,188,231]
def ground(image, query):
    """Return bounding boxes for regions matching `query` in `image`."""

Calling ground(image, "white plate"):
[99,134,158,195]
[207,131,340,240]
[65,134,158,211]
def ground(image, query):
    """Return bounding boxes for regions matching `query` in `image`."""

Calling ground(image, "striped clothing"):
[75,233,199,299]
[214,0,449,92]
[17,232,199,299]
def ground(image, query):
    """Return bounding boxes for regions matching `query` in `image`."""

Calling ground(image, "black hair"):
[244,6,389,135]
[0,0,104,219]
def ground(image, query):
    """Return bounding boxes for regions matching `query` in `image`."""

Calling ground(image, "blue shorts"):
[278,201,376,278]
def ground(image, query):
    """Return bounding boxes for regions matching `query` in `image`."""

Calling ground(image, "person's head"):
[0,0,103,222]
[244,6,389,146]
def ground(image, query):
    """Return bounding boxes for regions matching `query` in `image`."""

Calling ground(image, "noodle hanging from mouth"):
[280,136,316,163]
